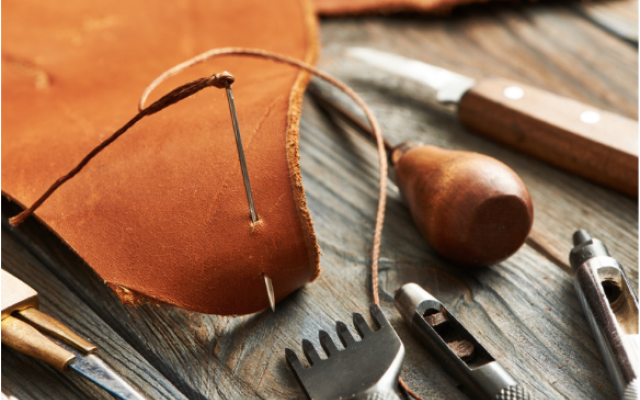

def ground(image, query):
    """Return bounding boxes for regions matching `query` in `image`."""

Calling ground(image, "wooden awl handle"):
[392,143,534,267]
[458,78,638,196]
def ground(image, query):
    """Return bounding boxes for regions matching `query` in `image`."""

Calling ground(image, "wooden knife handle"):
[458,78,638,196]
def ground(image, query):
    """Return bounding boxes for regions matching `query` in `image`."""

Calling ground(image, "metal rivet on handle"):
[580,110,601,124]
[503,86,524,100]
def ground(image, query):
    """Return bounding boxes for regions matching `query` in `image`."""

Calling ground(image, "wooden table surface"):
[2,1,638,399]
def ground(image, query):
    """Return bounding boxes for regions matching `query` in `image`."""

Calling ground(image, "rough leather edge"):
[314,0,494,16]
[286,0,322,282]
[106,282,168,308]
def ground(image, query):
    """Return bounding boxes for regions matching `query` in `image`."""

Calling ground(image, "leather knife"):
[1,270,146,400]
[348,47,639,197]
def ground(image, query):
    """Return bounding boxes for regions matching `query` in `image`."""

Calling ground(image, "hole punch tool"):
[1,270,146,400]
[569,230,639,399]
[285,304,404,400]
[394,283,534,399]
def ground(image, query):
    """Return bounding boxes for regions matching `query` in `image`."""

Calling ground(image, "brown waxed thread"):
[9,72,234,226]
[12,47,423,400]
[141,48,423,400]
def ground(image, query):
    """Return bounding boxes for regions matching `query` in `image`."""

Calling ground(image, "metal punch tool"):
[570,230,639,399]
[395,283,534,399]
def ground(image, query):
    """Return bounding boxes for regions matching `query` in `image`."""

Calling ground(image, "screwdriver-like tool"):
[394,283,534,399]
[1,270,146,400]
[569,231,639,399]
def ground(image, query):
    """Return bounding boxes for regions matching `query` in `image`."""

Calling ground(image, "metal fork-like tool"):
[285,304,404,400]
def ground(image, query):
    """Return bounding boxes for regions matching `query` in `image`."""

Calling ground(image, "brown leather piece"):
[2,0,320,315]
[313,0,492,16]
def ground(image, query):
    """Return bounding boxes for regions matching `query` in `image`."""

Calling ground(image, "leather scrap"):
[2,0,320,315]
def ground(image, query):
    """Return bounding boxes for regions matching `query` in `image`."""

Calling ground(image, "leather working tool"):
[224,82,259,225]
[285,304,404,400]
[348,47,639,197]
[223,78,276,311]
[1,270,146,400]
[395,283,534,399]
[309,81,533,267]
[569,231,639,399]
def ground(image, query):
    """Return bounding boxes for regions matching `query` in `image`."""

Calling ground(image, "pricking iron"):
[395,283,533,400]
[285,304,404,400]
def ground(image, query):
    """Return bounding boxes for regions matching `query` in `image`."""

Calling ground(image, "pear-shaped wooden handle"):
[392,143,534,267]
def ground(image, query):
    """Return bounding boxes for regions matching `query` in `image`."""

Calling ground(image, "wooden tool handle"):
[1,271,96,369]
[458,78,639,196]
[392,143,534,267]
[1,316,75,370]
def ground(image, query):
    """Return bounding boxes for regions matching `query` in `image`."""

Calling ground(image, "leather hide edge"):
[285,0,322,283]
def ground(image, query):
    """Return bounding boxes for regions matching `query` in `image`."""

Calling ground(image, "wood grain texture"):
[575,0,638,43]
[458,77,639,196]
[2,2,637,399]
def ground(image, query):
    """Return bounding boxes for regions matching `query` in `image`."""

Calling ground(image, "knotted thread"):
[11,47,423,400]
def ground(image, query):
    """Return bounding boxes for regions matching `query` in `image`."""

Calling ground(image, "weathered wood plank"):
[1,222,188,400]
[2,2,637,400]
[574,0,638,43]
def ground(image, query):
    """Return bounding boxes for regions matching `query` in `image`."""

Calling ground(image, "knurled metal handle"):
[622,379,638,400]
[352,391,401,400]
[496,385,533,400]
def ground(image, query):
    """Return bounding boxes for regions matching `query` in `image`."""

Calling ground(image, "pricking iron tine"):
[224,83,258,224]
[336,321,356,347]
[318,330,338,356]
[353,312,372,337]
[370,303,390,329]
[302,339,321,365]
[285,348,303,373]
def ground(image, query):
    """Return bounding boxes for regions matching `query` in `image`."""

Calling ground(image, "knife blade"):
[1,270,146,400]
[347,47,639,196]
[61,339,146,400]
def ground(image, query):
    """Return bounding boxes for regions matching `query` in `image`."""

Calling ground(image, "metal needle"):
[264,275,275,312]
[225,85,258,224]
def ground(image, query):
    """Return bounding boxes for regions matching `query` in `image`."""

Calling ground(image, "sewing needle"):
[224,84,259,224]
[264,275,276,312]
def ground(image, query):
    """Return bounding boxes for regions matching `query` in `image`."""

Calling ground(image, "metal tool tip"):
[394,283,432,325]
[572,230,592,246]
[264,275,275,312]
